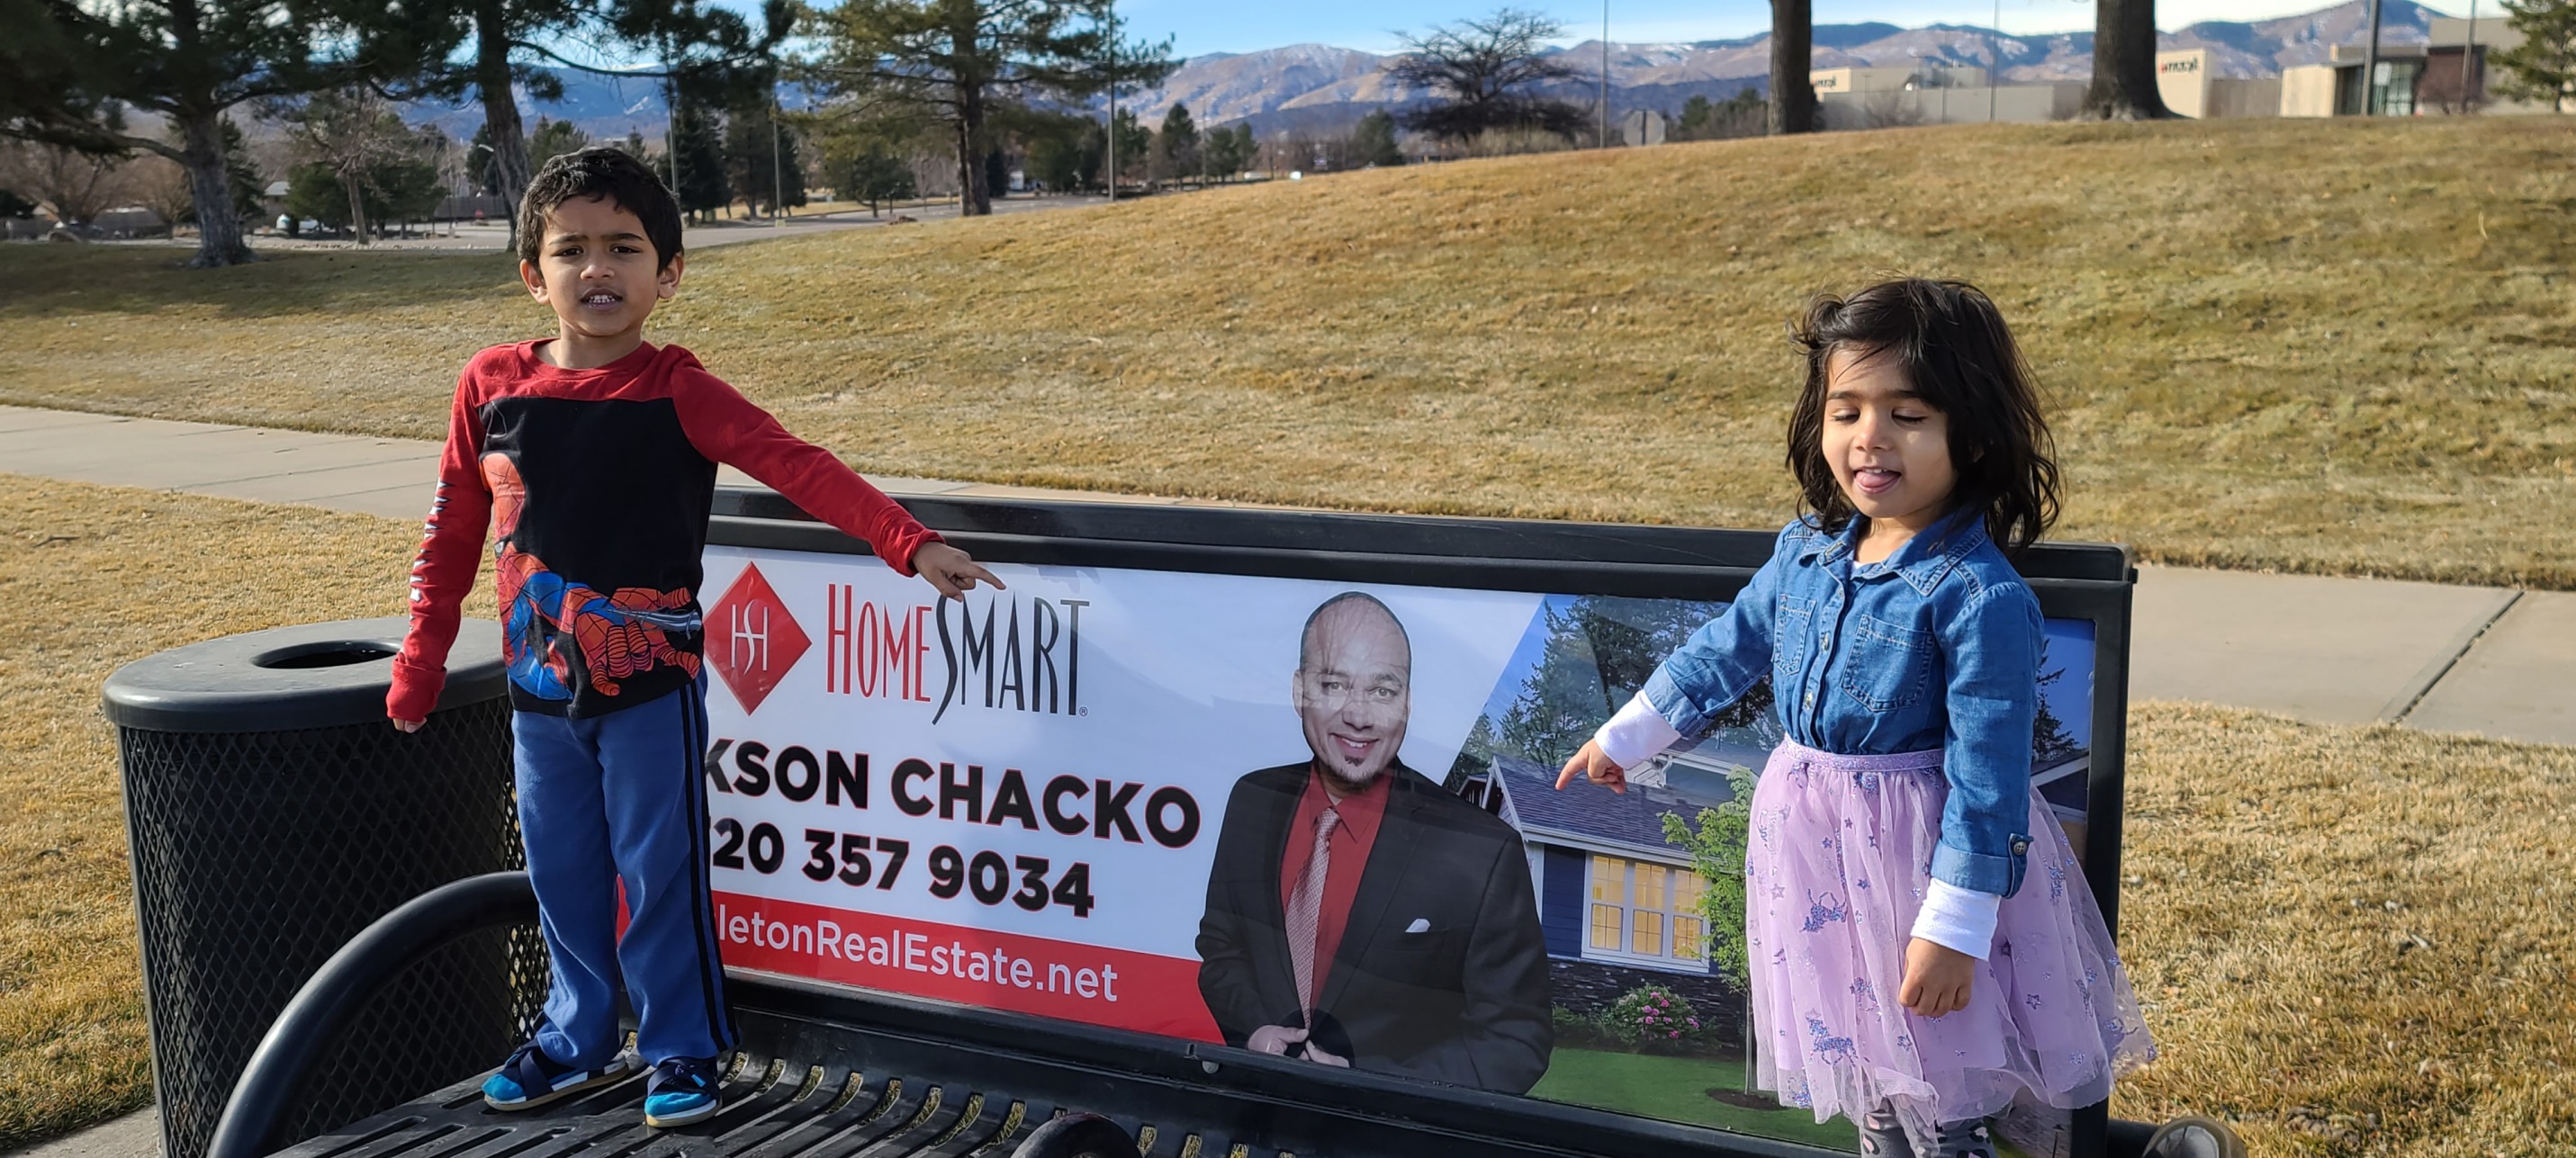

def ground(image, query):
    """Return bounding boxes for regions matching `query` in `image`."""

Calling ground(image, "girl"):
[1554,279,2152,1158]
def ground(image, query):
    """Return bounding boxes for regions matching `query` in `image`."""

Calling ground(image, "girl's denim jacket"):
[1640,507,2043,898]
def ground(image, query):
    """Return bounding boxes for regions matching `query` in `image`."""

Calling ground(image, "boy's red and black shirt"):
[388,339,941,723]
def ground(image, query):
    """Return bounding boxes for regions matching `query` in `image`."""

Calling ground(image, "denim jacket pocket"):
[1771,593,1815,680]
[1837,613,1934,713]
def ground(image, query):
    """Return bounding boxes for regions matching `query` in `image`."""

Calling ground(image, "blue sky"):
[1108,0,2462,56]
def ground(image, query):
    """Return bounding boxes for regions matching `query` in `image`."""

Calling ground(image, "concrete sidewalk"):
[5,403,2568,747]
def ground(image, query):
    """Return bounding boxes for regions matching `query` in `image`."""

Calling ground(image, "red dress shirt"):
[1277,765,1391,1006]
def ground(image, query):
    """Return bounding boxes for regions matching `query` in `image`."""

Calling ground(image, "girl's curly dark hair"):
[1784,278,2061,552]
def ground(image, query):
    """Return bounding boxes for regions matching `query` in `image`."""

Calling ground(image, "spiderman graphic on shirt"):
[483,453,702,700]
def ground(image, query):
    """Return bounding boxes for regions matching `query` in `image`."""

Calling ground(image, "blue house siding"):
[1540,845,1585,958]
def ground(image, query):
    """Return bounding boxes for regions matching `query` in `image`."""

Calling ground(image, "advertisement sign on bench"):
[695,542,2100,1144]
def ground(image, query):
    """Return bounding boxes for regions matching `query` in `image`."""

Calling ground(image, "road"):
[92,193,1114,254]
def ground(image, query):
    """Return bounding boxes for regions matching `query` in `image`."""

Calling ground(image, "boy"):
[387,147,996,1127]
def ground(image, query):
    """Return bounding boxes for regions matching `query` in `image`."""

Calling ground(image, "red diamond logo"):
[707,563,810,714]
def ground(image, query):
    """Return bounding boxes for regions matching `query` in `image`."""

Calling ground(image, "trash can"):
[104,618,542,1158]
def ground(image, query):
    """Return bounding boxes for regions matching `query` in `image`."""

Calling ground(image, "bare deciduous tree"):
[1384,8,1588,144]
[0,139,137,225]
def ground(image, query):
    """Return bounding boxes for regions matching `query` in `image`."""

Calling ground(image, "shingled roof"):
[1488,753,1719,858]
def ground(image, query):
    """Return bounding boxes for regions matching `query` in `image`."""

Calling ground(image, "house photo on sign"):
[689,545,2093,1151]
[1445,594,2095,1146]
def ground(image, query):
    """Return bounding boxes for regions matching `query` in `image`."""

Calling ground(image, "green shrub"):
[1607,983,1703,1053]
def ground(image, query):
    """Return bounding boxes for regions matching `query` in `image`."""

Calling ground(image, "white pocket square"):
[1404,918,1431,934]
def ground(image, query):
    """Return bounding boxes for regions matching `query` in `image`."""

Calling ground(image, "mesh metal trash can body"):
[104,618,541,1158]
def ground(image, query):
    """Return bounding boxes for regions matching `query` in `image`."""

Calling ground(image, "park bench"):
[196,488,2190,1158]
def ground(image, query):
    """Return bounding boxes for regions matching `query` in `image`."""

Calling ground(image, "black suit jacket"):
[1194,761,1553,1093]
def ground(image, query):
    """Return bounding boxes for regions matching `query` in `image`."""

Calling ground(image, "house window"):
[1587,855,1707,965]
[1589,855,1625,950]
[1672,872,1708,959]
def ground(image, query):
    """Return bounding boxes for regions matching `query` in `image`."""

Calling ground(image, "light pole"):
[2362,0,2385,114]
[1599,1,1610,148]
[1988,0,2000,122]
[2462,0,2481,109]
[1105,2,1118,201]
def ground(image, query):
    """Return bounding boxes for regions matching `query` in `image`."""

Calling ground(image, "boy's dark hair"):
[1785,278,2061,552]
[516,146,684,270]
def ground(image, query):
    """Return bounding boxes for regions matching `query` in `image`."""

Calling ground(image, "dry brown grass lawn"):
[3,116,2572,587]
[2,478,2571,1154]
[0,476,484,1149]
[2110,705,2576,1156]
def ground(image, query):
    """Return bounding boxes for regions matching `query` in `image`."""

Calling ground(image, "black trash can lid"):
[103,617,507,733]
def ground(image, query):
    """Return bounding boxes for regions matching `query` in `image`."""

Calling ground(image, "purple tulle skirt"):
[1745,741,2155,1148]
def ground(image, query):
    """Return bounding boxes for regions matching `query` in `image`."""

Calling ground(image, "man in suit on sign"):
[1195,592,1552,1094]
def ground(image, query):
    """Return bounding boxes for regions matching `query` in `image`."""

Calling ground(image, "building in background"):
[1808,67,1921,94]
[2423,15,2554,113]
[2156,49,2283,119]
[1811,63,2085,128]
[2277,21,2562,120]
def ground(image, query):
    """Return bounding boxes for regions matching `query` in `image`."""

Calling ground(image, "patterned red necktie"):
[1284,808,1341,1010]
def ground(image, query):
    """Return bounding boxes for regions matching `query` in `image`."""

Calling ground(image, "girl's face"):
[1821,346,1958,535]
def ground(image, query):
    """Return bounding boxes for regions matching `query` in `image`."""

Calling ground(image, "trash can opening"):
[251,642,399,669]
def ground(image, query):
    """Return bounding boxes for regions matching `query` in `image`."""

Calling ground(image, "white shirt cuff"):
[1910,878,2002,960]
[1593,691,1685,769]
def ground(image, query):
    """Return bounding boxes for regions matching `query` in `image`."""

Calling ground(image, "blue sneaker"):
[482,1040,631,1111]
[642,1055,722,1127]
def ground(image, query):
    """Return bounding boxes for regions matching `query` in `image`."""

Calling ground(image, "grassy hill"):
[5,475,2572,1155]
[4,114,2571,586]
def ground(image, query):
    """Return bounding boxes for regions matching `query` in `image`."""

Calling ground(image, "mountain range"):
[410,0,2445,140]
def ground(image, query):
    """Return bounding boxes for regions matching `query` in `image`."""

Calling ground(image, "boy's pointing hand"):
[912,542,1004,601]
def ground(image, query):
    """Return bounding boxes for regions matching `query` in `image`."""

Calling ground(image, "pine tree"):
[2494,0,2576,111]
[527,117,590,166]
[725,103,806,216]
[1025,113,1097,191]
[2031,644,2084,766]
[1494,595,1770,768]
[1350,110,1404,167]
[1676,94,1715,139]
[803,0,1174,215]
[1155,102,1198,182]
[1200,122,1251,181]
[1111,107,1149,180]
[671,93,730,220]
[1,0,457,264]
[204,120,264,228]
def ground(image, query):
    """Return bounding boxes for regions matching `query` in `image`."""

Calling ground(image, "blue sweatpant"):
[513,677,733,1068]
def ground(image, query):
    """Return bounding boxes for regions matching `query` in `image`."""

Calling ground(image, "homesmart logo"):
[707,562,1088,723]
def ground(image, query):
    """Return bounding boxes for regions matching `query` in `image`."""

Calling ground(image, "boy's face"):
[519,194,680,342]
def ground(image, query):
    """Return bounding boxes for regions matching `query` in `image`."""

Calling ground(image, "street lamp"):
[1105,2,1120,202]
[1988,0,2000,122]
